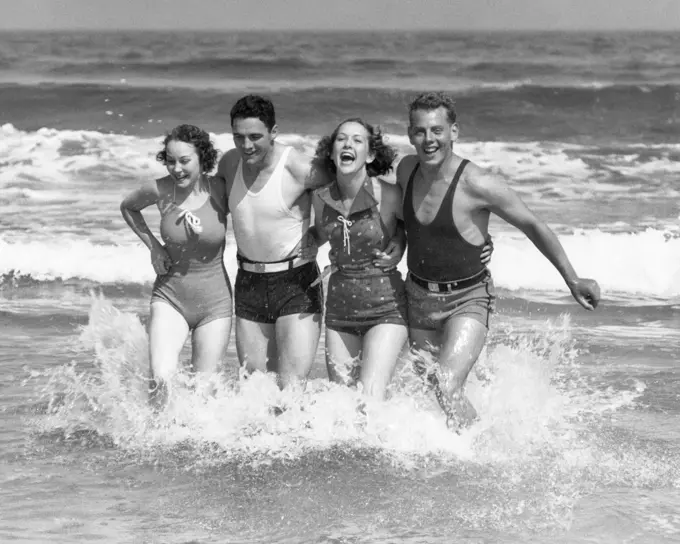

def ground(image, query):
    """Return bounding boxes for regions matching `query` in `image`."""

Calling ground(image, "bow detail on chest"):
[337,215,353,254]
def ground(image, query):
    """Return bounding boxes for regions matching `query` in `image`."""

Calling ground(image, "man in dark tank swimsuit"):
[396,92,601,430]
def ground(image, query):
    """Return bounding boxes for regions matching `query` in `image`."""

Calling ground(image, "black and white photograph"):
[1,0,678,542]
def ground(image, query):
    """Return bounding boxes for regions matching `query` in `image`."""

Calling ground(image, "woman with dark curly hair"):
[311,118,408,400]
[120,124,232,408]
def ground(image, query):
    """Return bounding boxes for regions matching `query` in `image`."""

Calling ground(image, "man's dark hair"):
[230,94,276,130]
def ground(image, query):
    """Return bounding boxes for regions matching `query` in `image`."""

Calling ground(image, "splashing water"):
[25,295,680,534]
[32,298,632,461]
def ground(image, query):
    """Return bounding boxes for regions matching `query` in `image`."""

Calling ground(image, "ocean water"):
[1,30,679,543]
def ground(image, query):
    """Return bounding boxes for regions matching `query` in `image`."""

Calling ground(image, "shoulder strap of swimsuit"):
[435,159,470,217]
[452,159,469,186]
[272,146,292,177]
[403,162,420,210]
[407,162,420,192]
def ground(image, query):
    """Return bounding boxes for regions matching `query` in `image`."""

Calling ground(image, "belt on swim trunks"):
[408,269,488,293]
[237,255,313,274]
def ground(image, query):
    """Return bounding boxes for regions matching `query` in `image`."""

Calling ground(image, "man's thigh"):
[235,317,276,373]
[440,316,488,387]
[275,312,321,385]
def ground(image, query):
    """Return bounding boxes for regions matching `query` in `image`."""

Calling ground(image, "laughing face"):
[330,121,374,177]
[408,107,458,166]
[232,117,277,167]
[164,140,202,189]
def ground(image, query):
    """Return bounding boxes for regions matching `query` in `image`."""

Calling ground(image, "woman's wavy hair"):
[156,124,219,172]
[313,118,396,178]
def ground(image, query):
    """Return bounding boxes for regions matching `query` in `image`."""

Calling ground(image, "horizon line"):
[0,26,678,33]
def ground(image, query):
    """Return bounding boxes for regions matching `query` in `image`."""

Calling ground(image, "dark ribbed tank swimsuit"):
[403,159,485,283]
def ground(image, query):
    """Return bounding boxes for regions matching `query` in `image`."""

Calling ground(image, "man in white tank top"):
[217,95,331,388]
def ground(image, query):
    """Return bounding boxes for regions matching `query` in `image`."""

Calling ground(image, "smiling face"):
[164,140,202,189]
[408,107,458,167]
[232,117,277,167]
[331,121,374,177]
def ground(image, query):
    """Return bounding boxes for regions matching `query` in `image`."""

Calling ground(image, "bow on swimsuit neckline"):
[173,179,210,235]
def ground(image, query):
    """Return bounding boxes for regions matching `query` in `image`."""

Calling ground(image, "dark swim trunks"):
[406,271,496,330]
[234,261,323,324]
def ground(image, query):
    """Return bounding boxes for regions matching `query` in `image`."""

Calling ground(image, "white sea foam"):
[485,228,680,300]
[1,228,678,301]
[1,125,678,302]
[3,124,680,188]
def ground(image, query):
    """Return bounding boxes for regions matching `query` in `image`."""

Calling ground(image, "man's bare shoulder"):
[377,178,402,203]
[218,148,241,167]
[395,154,419,189]
[286,146,332,189]
[208,174,227,198]
[216,149,241,180]
[460,160,508,202]
[286,146,310,162]
[285,146,312,175]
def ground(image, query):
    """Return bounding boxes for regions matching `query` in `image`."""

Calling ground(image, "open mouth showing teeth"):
[340,152,355,162]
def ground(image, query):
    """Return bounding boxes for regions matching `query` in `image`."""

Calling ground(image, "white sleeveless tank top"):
[230,147,309,262]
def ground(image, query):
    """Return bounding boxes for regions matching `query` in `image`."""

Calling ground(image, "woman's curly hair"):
[313,118,396,178]
[156,124,219,173]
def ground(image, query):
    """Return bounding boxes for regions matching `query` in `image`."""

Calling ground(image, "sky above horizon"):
[1,0,678,31]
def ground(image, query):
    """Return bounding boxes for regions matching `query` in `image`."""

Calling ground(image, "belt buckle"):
[427,282,438,293]
[254,262,266,273]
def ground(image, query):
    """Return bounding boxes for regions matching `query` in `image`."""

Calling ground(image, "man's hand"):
[373,228,406,269]
[310,264,337,287]
[297,228,319,261]
[372,241,403,269]
[568,278,601,310]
